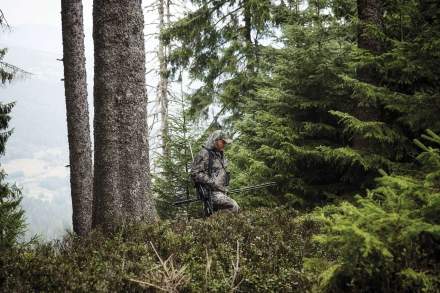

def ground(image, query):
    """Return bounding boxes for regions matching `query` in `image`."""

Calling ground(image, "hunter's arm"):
[190,150,217,189]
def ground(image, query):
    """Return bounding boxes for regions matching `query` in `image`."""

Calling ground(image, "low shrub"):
[1,207,320,292]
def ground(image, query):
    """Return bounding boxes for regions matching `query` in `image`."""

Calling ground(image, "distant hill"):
[0,22,161,240]
[0,25,85,240]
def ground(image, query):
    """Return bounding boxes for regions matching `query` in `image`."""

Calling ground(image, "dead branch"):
[0,9,10,28]
[204,247,212,292]
[127,242,189,292]
[230,240,242,292]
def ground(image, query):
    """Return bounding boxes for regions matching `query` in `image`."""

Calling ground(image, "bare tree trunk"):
[243,1,254,75]
[93,0,157,231]
[353,0,383,149]
[158,0,170,158]
[61,0,93,236]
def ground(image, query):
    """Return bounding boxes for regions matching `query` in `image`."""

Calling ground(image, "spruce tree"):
[153,75,204,219]
[0,11,26,249]
[229,0,363,207]
[229,0,440,208]
[153,105,199,219]
[308,130,440,292]
[0,102,25,249]
[161,0,440,211]
[162,0,275,120]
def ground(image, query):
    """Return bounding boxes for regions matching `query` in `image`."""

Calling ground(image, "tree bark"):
[353,0,383,149]
[243,1,254,75]
[61,0,93,236]
[357,0,383,60]
[92,0,157,231]
[158,0,170,158]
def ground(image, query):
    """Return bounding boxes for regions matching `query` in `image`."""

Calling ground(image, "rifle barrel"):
[173,197,200,206]
[173,182,276,205]
[228,182,276,194]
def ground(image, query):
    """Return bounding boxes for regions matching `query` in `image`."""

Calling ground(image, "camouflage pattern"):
[211,191,240,213]
[190,130,239,213]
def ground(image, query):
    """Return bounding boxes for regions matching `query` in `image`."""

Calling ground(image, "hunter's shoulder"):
[197,147,211,157]
[193,148,210,162]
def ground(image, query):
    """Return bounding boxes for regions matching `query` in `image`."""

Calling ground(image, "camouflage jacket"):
[190,149,229,192]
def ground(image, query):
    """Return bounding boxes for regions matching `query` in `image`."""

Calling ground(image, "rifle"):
[195,183,213,217]
[173,181,276,206]
[227,182,276,194]
[171,184,214,215]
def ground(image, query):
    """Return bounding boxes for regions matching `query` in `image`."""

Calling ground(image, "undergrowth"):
[0,208,321,292]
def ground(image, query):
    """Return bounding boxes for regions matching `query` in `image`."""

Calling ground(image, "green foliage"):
[0,170,25,250]
[1,17,27,245]
[163,0,279,119]
[229,0,440,209]
[1,208,321,292]
[153,100,203,219]
[0,101,14,153]
[307,130,440,292]
[230,1,371,208]
[1,14,29,84]
[0,102,26,250]
[0,48,15,84]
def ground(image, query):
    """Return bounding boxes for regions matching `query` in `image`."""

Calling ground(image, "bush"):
[307,130,440,293]
[1,208,320,292]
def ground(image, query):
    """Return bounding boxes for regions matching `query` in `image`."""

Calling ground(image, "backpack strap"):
[207,148,214,177]
[204,147,225,178]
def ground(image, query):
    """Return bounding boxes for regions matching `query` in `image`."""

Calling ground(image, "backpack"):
[205,147,229,186]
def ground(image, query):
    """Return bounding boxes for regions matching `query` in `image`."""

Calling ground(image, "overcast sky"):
[2,0,93,27]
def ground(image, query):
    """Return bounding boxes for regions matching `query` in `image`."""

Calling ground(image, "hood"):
[203,130,232,150]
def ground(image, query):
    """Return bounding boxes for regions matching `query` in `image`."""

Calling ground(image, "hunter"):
[190,130,240,213]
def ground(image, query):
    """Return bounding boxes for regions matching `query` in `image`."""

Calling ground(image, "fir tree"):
[229,0,440,208]
[229,0,364,207]
[162,0,276,120]
[308,130,440,292]
[153,94,199,219]
[0,101,25,249]
[0,13,26,248]
[153,74,208,219]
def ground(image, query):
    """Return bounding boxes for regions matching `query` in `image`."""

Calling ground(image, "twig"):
[127,278,168,292]
[204,247,212,291]
[0,9,10,28]
[230,240,242,292]
[127,242,189,292]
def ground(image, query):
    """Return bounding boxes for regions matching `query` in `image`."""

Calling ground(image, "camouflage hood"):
[204,130,232,150]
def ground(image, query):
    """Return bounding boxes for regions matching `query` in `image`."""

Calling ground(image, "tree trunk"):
[243,1,254,75]
[93,0,157,231]
[353,0,383,149]
[158,0,170,158]
[357,0,383,60]
[61,0,93,236]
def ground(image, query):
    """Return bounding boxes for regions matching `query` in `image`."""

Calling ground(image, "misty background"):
[0,0,164,240]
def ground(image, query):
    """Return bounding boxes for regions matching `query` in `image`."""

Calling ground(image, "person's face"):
[215,139,226,151]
